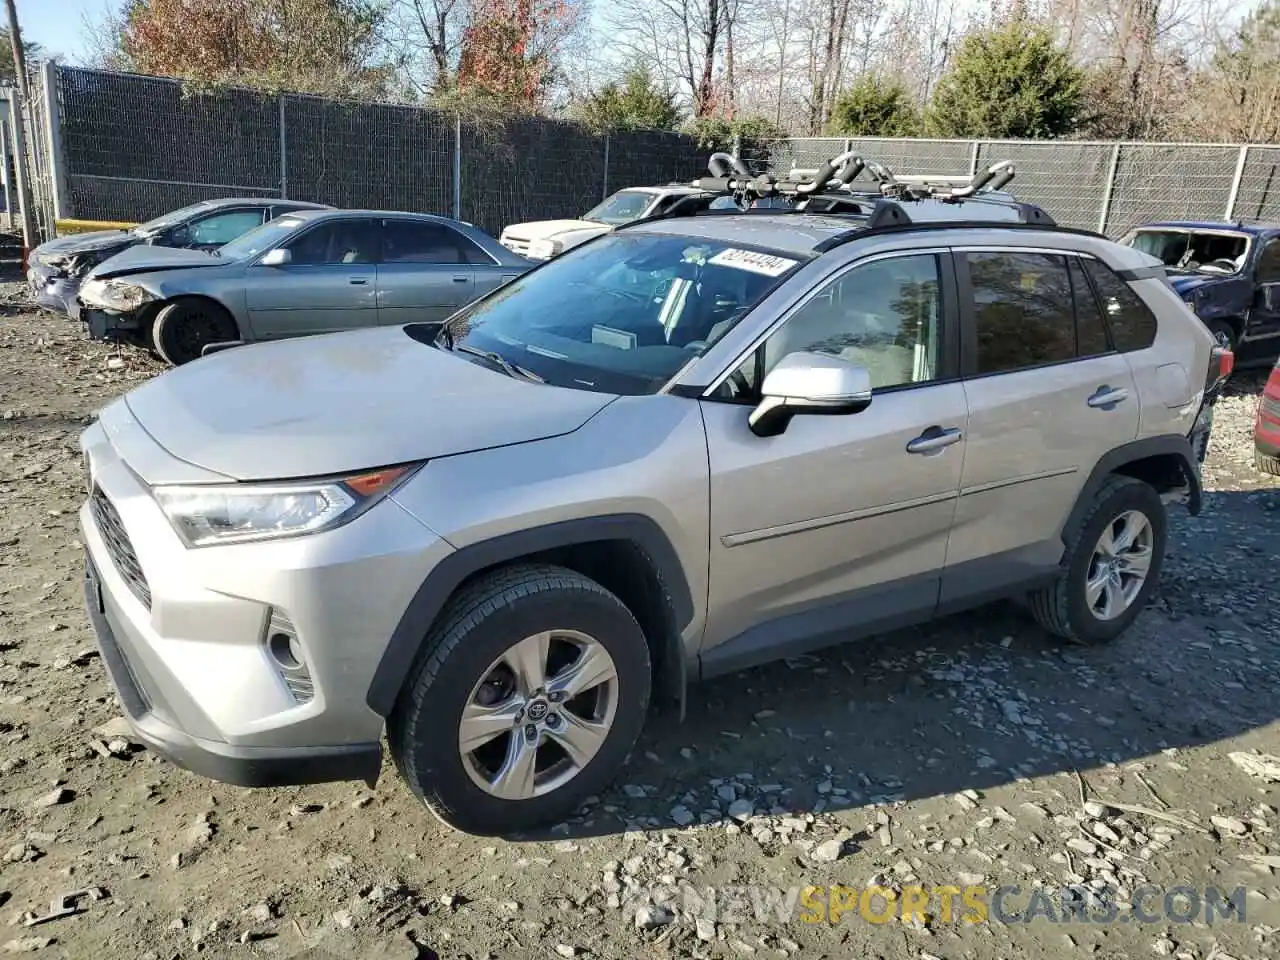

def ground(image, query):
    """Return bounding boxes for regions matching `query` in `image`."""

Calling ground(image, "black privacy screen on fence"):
[55,66,708,235]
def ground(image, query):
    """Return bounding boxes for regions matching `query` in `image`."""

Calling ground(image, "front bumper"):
[77,411,454,789]
[83,556,381,787]
[82,307,142,341]
[27,265,82,319]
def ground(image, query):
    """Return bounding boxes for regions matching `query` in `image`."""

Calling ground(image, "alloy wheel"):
[1086,509,1154,621]
[459,629,619,800]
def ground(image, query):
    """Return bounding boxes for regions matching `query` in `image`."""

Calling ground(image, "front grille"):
[90,487,151,609]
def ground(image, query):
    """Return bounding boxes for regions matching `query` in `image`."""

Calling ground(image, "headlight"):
[528,238,564,260]
[152,464,420,547]
[79,278,157,312]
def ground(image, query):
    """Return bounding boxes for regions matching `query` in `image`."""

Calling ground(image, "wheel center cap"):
[526,699,549,722]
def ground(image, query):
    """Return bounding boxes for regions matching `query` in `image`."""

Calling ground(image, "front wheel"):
[1029,475,1167,645]
[151,298,239,366]
[389,564,652,835]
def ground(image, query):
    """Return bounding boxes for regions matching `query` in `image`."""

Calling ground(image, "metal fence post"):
[602,132,610,201]
[452,113,462,221]
[278,94,288,199]
[968,140,980,177]
[1098,143,1122,235]
[1225,145,1248,221]
[0,104,13,229]
[39,61,68,221]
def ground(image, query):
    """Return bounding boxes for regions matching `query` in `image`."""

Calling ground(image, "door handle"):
[906,426,963,455]
[349,277,369,285]
[1087,385,1129,408]
[452,275,469,283]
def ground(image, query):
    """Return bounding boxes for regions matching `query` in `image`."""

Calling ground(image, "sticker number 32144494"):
[707,248,799,277]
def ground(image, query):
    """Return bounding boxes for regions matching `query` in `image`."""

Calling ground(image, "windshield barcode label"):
[708,249,798,277]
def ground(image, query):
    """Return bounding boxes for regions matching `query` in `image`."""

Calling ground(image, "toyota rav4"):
[79,173,1230,835]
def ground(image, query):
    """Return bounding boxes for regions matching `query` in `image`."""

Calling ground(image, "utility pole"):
[4,0,37,254]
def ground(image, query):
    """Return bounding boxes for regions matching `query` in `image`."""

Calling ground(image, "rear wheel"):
[1206,319,1237,352]
[151,298,238,366]
[1029,475,1167,645]
[389,564,651,835]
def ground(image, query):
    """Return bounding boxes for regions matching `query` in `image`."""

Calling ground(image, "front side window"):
[188,210,266,246]
[968,252,1076,375]
[1256,238,1280,284]
[1083,259,1159,352]
[761,254,943,391]
[444,233,803,394]
[581,190,657,225]
[286,220,379,265]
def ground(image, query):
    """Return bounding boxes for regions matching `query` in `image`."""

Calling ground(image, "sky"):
[16,0,104,64]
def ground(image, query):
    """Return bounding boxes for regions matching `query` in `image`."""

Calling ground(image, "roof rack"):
[627,152,1057,228]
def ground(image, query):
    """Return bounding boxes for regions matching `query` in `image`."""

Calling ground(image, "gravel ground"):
[2,279,1279,960]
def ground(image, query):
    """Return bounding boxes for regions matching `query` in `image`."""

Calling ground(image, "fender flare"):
[1061,434,1202,546]
[365,514,695,716]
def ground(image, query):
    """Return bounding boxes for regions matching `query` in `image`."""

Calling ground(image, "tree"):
[0,30,40,85]
[576,64,682,130]
[117,0,392,97]
[456,0,579,104]
[827,75,920,136]
[1193,1,1280,143]
[926,14,1083,139]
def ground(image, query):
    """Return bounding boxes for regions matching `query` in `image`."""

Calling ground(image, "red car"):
[1257,357,1280,475]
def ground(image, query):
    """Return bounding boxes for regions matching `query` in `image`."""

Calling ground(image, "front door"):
[698,251,968,669]
[943,250,1139,607]
[244,218,380,339]
[1247,236,1280,345]
[376,219,477,325]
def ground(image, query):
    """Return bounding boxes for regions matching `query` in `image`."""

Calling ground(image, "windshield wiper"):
[454,343,544,383]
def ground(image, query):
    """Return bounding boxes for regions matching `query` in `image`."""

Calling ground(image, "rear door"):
[1247,235,1280,343]
[942,248,1139,608]
[244,218,380,338]
[375,219,477,325]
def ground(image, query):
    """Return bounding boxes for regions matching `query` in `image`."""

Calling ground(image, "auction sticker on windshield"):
[708,248,798,277]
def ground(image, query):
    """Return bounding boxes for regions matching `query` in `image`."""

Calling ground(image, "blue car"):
[1119,220,1280,362]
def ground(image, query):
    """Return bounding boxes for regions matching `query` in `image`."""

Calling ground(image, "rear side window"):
[1069,259,1111,357]
[966,252,1076,374]
[1082,260,1158,351]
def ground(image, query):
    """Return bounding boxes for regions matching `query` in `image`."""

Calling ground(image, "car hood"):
[120,325,618,481]
[1168,273,1230,296]
[501,219,611,240]
[88,244,222,279]
[33,230,137,261]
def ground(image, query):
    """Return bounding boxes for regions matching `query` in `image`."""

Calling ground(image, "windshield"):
[134,201,217,236]
[1123,229,1249,275]
[581,190,658,225]
[442,232,805,394]
[216,216,307,262]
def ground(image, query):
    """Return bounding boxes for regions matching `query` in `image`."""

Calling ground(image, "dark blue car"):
[1119,220,1280,362]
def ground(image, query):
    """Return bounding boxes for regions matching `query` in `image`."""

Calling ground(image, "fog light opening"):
[269,632,302,670]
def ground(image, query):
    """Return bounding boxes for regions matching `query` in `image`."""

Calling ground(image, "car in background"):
[1256,355,1280,475]
[77,209,531,365]
[498,185,718,260]
[26,198,330,319]
[1119,220,1280,362]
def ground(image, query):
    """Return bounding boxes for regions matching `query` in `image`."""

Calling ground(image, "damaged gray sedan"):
[79,209,532,365]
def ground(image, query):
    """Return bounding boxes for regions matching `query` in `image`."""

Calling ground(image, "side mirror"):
[260,248,292,267]
[748,351,873,437]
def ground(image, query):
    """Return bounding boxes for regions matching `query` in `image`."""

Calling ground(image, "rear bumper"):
[84,555,382,787]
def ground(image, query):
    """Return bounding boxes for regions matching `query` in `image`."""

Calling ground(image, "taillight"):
[1207,345,1234,396]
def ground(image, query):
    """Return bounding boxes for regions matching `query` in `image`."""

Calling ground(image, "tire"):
[151,298,239,366]
[1257,449,1280,477]
[388,564,652,835]
[1028,475,1167,645]
[1206,319,1237,352]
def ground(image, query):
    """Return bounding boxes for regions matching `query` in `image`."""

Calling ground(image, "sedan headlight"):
[79,278,157,313]
[527,238,564,260]
[153,464,420,547]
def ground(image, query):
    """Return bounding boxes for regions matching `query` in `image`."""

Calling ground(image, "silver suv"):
[79,169,1229,835]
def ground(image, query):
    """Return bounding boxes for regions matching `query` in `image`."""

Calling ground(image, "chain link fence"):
[49,66,706,237]
[759,136,1280,236]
